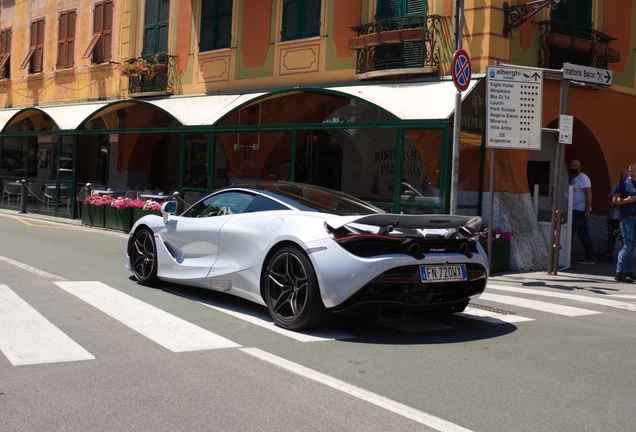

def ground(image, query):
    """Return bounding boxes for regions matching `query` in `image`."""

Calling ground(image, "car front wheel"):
[130,228,159,286]
[263,245,331,330]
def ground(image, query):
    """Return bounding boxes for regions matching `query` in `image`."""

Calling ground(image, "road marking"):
[459,305,534,324]
[488,284,636,312]
[55,281,241,352]
[608,294,636,300]
[199,302,355,342]
[480,292,601,316]
[0,255,66,281]
[241,347,474,432]
[373,314,453,332]
[0,285,95,366]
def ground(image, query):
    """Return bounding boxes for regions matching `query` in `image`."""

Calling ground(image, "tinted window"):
[182,191,255,218]
[245,195,288,213]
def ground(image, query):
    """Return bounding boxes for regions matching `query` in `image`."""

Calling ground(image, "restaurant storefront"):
[0,79,485,219]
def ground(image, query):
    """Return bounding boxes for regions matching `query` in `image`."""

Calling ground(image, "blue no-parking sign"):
[452,49,471,92]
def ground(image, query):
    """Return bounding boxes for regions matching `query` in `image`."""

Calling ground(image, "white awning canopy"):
[147,93,266,125]
[41,103,109,130]
[0,109,21,131]
[0,79,479,130]
[326,79,479,120]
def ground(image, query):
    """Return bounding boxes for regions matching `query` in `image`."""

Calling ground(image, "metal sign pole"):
[488,148,496,270]
[450,0,464,215]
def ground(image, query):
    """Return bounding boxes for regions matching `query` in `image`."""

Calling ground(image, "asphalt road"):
[1,212,635,432]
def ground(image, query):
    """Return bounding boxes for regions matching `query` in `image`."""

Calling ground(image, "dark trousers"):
[571,210,594,261]
[606,218,621,256]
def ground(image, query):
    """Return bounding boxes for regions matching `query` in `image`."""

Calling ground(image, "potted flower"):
[477,224,514,274]
[82,194,114,227]
[113,54,160,79]
[132,199,163,224]
[104,196,137,232]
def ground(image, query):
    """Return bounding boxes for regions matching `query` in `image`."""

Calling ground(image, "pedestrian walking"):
[613,163,636,282]
[601,170,629,261]
[569,160,595,264]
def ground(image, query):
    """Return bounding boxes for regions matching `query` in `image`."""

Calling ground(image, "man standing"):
[570,160,595,264]
[613,163,636,282]
[602,170,629,261]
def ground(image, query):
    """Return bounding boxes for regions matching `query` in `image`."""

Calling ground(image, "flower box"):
[82,203,105,228]
[380,30,403,44]
[105,206,134,232]
[400,28,426,42]
[348,36,367,50]
[363,33,381,46]
[479,239,510,274]
[133,208,160,224]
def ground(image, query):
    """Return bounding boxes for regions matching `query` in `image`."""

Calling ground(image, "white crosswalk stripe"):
[0,284,95,366]
[487,284,636,312]
[458,305,535,324]
[479,292,602,316]
[199,302,356,342]
[55,281,241,352]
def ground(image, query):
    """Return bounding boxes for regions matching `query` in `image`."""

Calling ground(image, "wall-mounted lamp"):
[503,0,564,37]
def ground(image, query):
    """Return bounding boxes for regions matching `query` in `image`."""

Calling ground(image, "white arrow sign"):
[563,62,612,86]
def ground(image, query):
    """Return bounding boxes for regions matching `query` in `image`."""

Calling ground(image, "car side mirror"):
[161,200,178,224]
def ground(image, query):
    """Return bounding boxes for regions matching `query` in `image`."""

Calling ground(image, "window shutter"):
[157,0,170,54]
[19,22,37,70]
[58,12,68,68]
[94,2,103,33]
[282,0,299,40]
[34,19,45,73]
[144,0,169,55]
[103,1,113,61]
[199,0,216,51]
[67,11,76,67]
[143,0,158,55]
[405,0,426,15]
[216,0,232,49]
[376,0,398,20]
[301,0,320,38]
[574,1,592,28]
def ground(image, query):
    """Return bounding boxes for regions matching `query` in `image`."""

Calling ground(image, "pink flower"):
[478,224,514,242]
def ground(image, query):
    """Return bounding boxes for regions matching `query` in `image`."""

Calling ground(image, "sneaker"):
[577,259,595,265]
[626,272,636,280]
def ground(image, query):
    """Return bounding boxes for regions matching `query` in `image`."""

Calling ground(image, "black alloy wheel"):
[130,228,159,286]
[263,245,331,330]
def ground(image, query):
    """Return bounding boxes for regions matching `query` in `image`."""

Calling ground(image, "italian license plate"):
[420,264,467,282]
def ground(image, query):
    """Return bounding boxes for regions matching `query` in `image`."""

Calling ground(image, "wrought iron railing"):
[127,55,174,96]
[349,15,446,76]
[536,21,620,70]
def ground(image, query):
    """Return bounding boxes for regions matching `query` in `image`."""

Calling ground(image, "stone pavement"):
[2,208,635,296]
[489,255,636,296]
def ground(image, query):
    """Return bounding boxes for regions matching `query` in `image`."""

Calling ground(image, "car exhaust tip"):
[407,243,420,256]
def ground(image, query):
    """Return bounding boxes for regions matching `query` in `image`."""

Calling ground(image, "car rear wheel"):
[130,228,159,286]
[263,245,331,330]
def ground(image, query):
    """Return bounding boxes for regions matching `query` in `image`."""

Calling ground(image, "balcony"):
[124,55,174,98]
[536,21,620,70]
[349,15,446,79]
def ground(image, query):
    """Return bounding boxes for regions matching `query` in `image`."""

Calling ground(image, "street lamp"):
[503,0,565,37]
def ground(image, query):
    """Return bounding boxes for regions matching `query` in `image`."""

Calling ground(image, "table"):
[139,194,170,202]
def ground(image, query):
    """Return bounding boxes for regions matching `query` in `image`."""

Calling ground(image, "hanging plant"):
[114,54,160,79]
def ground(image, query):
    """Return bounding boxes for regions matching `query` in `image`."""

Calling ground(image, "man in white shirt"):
[570,160,595,264]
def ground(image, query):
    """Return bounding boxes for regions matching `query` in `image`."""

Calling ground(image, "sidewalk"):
[489,256,636,295]
[2,208,635,294]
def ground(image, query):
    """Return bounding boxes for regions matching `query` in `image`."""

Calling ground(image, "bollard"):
[19,179,27,214]
[172,191,180,213]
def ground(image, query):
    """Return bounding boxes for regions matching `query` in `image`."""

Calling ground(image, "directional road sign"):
[563,62,612,86]
[486,65,543,150]
[452,49,471,92]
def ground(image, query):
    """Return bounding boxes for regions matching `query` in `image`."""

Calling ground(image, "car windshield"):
[262,184,383,216]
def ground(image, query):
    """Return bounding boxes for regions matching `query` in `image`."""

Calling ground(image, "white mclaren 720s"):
[126,182,488,330]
